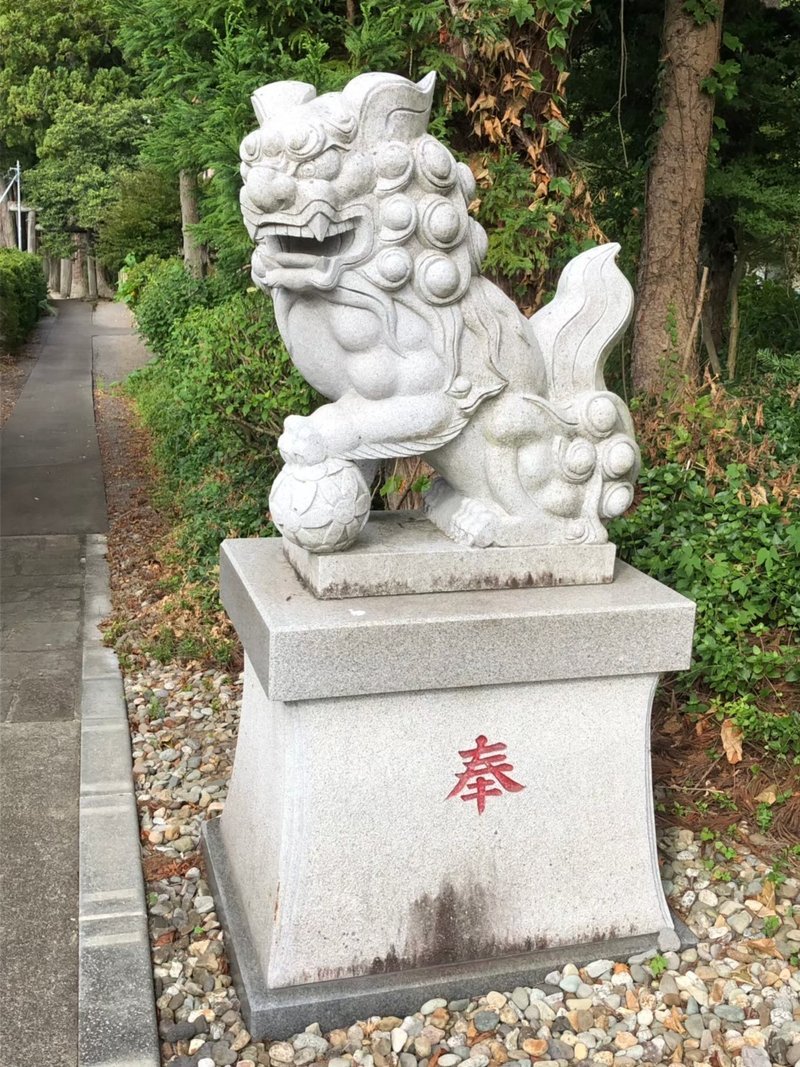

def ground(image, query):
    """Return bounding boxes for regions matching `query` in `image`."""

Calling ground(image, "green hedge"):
[125,265,316,593]
[0,249,47,350]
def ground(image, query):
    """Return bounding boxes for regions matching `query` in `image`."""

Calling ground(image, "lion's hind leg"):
[423,478,500,548]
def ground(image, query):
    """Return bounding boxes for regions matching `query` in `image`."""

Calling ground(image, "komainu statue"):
[239,71,639,553]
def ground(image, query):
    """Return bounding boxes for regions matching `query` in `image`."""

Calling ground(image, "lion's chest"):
[279,296,440,402]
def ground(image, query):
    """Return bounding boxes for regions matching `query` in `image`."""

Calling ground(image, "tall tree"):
[631,0,725,391]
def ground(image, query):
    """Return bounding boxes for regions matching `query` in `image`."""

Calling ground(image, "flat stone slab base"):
[284,512,616,598]
[203,818,694,1039]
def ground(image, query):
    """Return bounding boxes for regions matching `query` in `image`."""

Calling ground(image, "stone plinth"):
[203,538,695,1039]
[284,511,616,598]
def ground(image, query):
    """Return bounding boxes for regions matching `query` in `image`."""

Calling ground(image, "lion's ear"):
[342,71,436,142]
[251,81,317,125]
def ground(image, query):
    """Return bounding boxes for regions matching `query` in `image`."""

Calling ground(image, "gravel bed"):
[126,662,800,1067]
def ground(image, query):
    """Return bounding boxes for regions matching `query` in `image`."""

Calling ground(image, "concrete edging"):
[78,534,160,1067]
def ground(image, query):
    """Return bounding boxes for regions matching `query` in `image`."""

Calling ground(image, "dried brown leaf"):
[721,719,743,764]
[755,787,777,804]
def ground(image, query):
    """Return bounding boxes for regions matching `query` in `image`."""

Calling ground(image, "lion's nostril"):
[246,167,296,212]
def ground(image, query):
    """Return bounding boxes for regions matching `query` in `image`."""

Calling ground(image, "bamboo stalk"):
[681,265,709,374]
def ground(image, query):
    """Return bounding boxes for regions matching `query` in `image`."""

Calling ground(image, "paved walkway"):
[0,300,151,1067]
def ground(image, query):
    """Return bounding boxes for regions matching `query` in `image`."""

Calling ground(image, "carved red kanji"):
[446,734,525,814]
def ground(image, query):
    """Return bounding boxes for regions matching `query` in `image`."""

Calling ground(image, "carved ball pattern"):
[381,195,416,235]
[417,253,461,302]
[586,395,618,434]
[269,459,371,553]
[457,161,477,202]
[602,437,637,478]
[562,439,596,480]
[417,137,455,189]
[421,199,463,249]
[375,248,413,289]
[376,142,412,178]
[468,219,489,270]
[241,133,260,162]
[600,482,634,519]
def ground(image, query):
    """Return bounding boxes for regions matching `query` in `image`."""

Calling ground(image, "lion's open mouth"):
[262,218,357,265]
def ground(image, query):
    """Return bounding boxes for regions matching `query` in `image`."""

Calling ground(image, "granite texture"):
[217,658,671,988]
[210,538,696,1038]
[220,537,695,701]
[240,72,639,554]
[284,510,616,596]
[203,816,696,1040]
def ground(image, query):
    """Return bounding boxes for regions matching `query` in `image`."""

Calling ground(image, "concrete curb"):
[78,534,160,1067]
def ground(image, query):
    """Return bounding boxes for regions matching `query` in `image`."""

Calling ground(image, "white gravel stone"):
[124,660,800,1067]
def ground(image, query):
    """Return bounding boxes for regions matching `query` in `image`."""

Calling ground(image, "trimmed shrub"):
[0,249,47,350]
[127,287,316,590]
[118,256,209,355]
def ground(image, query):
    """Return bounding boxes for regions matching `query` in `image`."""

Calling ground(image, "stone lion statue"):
[239,71,639,553]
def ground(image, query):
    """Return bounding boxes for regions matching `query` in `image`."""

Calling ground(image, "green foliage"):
[0,0,130,168]
[124,257,209,354]
[734,281,800,383]
[763,915,781,937]
[612,460,799,707]
[476,150,595,300]
[25,97,148,256]
[713,697,800,760]
[570,0,800,326]
[126,269,316,591]
[114,0,595,299]
[650,954,668,977]
[610,380,800,762]
[96,167,181,272]
[683,0,721,27]
[0,250,47,350]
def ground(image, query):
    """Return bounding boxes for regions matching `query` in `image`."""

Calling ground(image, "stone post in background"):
[87,255,98,301]
[59,258,73,298]
[25,209,36,253]
[70,236,88,299]
[47,256,60,293]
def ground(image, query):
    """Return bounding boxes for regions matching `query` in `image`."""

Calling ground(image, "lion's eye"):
[286,124,324,160]
[261,130,284,157]
[298,162,316,179]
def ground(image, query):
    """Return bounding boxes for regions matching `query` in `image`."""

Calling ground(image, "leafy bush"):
[121,256,208,355]
[127,286,316,591]
[738,349,800,462]
[96,166,182,272]
[736,278,800,379]
[0,249,47,350]
[611,381,800,759]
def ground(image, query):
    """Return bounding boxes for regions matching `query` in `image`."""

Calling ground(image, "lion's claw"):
[278,415,328,465]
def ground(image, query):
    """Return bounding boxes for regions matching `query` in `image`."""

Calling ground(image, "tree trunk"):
[701,307,722,377]
[87,254,98,301]
[59,258,73,297]
[0,200,16,248]
[705,240,735,352]
[179,169,207,278]
[631,0,724,393]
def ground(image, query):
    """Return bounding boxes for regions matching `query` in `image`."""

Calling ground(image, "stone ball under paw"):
[269,458,371,553]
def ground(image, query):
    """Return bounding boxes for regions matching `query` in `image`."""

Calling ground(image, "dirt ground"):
[1,350,38,427]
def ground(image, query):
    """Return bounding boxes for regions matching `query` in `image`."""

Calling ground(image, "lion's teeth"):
[306,215,329,242]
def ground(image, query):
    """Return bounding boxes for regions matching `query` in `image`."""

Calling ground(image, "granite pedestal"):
[203,536,695,1039]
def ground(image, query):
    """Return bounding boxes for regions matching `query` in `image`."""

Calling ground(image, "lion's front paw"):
[278,415,327,465]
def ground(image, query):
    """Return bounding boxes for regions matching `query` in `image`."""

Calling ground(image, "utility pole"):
[15,162,23,250]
